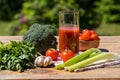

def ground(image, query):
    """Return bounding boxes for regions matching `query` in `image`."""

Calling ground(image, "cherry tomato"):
[79,29,99,41]
[80,32,91,40]
[90,30,96,34]
[82,29,90,34]
[79,35,88,40]
[60,49,74,62]
[45,48,58,61]
[90,33,99,40]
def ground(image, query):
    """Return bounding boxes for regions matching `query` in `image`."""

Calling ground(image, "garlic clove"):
[43,57,50,67]
[48,57,53,65]
[35,56,45,67]
[34,56,39,66]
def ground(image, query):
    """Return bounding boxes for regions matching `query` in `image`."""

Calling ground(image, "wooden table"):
[0,36,120,80]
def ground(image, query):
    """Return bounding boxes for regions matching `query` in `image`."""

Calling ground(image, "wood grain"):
[0,36,120,80]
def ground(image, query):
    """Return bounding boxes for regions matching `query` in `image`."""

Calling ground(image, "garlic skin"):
[34,56,44,67]
[34,56,53,67]
[48,57,53,65]
[43,57,50,67]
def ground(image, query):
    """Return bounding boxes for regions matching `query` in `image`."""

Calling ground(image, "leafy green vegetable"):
[55,48,101,70]
[22,23,57,55]
[0,41,37,72]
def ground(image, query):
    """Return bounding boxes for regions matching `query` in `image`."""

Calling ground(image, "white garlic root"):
[34,56,53,67]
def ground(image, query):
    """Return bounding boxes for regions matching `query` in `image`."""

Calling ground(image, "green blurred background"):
[0,0,120,36]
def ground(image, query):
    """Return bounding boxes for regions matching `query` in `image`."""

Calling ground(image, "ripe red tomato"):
[80,31,91,40]
[79,34,89,40]
[45,48,59,61]
[79,29,99,41]
[60,49,74,62]
[90,33,99,40]
[82,29,90,34]
[83,32,91,40]
[90,30,96,34]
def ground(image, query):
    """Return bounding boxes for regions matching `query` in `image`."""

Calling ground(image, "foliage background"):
[0,0,120,35]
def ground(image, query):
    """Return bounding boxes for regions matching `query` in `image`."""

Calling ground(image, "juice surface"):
[59,26,79,53]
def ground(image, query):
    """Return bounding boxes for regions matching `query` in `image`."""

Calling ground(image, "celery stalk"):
[67,52,115,72]
[55,48,101,70]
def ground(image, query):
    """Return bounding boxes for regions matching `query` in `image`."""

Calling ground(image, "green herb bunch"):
[0,41,37,72]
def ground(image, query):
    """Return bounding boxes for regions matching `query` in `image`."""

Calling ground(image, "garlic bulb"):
[34,56,53,67]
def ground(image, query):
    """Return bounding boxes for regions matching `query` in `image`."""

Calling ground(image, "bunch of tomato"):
[79,29,99,41]
[45,48,74,62]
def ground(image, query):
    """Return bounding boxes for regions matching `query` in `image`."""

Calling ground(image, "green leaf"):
[16,63,23,72]
[0,41,37,72]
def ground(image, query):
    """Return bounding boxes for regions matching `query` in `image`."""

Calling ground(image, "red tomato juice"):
[59,26,79,53]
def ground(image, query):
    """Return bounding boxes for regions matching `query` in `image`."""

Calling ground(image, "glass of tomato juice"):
[59,11,80,54]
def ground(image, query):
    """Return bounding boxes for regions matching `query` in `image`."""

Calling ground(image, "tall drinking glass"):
[59,11,79,54]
